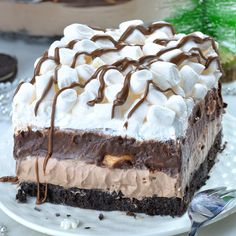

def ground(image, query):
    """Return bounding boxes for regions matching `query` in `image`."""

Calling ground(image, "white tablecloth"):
[0,39,236,236]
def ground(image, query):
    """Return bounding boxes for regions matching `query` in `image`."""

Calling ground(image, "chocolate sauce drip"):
[91,35,119,46]
[87,66,121,106]
[0,176,18,183]
[111,71,133,118]
[20,21,221,205]
[34,77,54,116]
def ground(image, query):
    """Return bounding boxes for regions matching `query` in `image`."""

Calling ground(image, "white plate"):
[0,113,236,236]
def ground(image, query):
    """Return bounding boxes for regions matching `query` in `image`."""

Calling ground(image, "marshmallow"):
[198,74,216,88]
[180,65,199,95]
[56,89,77,113]
[172,85,185,97]
[84,79,100,95]
[192,83,208,100]
[76,64,95,82]
[185,97,195,116]
[151,61,180,90]
[183,61,205,74]
[48,40,65,57]
[57,65,78,89]
[105,84,123,102]
[78,91,96,105]
[121,46,144,60]
[95,39,115,49]
[160,49,182,61]
[125,100,149,122]
[165,95,187,117]
[145,31,169,43]
[146,105,175,126]
[100,51,121,64]
[146,85,167,105]
[13,83,35,104]
[91,57,106,69]
[104,69,124,86]
[35,72,54,100]
[119,20,145,44]
[142,43,164,55]
[59,48,76,65]
[64,24,95,40]
[39,60,57,75]
[119,20,144,32]
[74,39,99,53]
[152,22,174,37]
[130,70,152,94]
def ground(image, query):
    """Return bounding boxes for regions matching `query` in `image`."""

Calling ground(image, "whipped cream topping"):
[13,20,222,141]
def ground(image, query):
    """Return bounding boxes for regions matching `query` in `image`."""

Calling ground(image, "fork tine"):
[201,187,227,196]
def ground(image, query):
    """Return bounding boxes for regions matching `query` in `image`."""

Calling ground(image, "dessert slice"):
[13,20,224,216]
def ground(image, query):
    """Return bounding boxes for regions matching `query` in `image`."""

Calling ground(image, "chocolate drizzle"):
[14,21,222,205]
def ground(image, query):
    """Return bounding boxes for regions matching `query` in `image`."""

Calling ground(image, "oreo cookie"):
[0,53,17,83]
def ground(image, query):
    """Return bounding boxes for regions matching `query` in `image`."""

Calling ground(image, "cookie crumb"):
[126,211,136,218]
[16,189,27,203]
[55,213,60,217]
[98,213,104,220]
[66,214,71,218]
[34,207,41,212]
[84,227,91,229]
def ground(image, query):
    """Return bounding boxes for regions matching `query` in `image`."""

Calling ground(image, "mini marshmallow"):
[146,85,167,105]
[125,100,149,122]
[78,91,96,105]
[57,65,78,89]
[130,70,152,94]
[95,39,115,49]
[183,61,205,74]
[165,95,187,117]
[180,65,199,95]
[56,89,77,113]
[185,97,195,116]
[76,64,95,82]
[119,20,144,32]
[35,72,54,100]
[172,85,185,97]
[48,40,65,57]
[100,51,121,64]
[120,46,144,60]
[145,31,169,43]
[64,23,95,40]
[74,39,99,53]
[39,60,57,75]
[152,22,174,37]
[13,83,35,104]
[146,105,175,126]
[160,49,182,61]
[151,61,180,90]
[142,43,164,56]
[192,83,208,100]
[198,74,216,88]
[84,79,100,95]
[104,69,124,86]
[91,57,106,69]
[105,84,123,102]
[58,48,77,66]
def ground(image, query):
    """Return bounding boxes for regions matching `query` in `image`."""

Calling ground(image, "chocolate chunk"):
[0,53,17,83]
[16,189,27,203]
[84,227,91,229]
[126,211,137,218]
[98,213,104,220]
[66,214,71,217]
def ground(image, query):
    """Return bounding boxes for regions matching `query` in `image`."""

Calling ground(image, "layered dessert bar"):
[13,20,224,216]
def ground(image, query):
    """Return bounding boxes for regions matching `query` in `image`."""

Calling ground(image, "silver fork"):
[187,187,236,236]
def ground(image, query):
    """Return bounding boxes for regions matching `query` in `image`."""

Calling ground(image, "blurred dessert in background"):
[0,54,17,83]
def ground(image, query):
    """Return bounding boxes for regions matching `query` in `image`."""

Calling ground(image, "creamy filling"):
[181,117,222,190]
[16,157,180,200]
[16,117,221,200]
